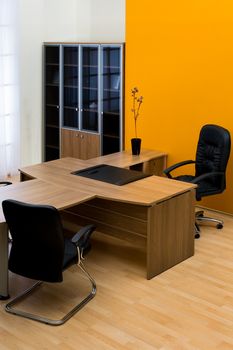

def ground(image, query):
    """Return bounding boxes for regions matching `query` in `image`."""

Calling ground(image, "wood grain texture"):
[19,153,195,206]
[0,209,232,349]
[60,198,148,247]
[60,190,195,278]
[61,128,100,160]
[0,179,93,223]
[147,190,195,279]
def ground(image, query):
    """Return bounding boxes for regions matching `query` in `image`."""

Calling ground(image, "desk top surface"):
[20,150,195,202]
[0,150,196,223]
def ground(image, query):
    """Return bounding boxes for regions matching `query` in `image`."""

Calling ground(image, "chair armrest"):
[0,181,12,186]
[163,160,195,178]
[191,172,224,184]
[71,224,96,249]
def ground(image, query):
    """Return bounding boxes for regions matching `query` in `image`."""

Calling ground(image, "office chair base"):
[195,223,200,239]
[194,210,224,238]
[196,210,224,229]
[5,261,96,326]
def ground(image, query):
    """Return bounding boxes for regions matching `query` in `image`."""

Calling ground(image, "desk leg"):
[147,190,195,279]
[0,222,9,299]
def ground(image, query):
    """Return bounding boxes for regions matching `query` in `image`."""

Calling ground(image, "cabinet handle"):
[80,134,84,139]
[80,109,83,112]
[56,105,60,109]
[75,108,78,112]
[75,133,79,137]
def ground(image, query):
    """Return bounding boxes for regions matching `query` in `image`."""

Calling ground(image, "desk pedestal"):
[61,190,195,279]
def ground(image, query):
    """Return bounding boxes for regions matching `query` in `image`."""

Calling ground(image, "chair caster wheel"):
[195,233,200,239]
[216,223,223,229]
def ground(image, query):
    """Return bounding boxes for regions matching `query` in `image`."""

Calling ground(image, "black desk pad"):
[71,164,151,186]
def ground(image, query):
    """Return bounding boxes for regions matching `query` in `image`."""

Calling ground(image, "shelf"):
[82,87,98,91]
[64,106,78,110]
[82,108,98,113]
[102,111,120,116]
[46,124,59,129]
[103,134,119,139]
[46,63,59,66]
[83,65,98,68]
[64,85,78,88]
[46,83,59,87]
[64,64,78,67]
[46,144,59,150]
[103,66,120,69]
[46,104,59,108]
[103,88,120,93]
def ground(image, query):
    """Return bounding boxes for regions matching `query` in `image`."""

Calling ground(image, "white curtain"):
[0,0,20,179]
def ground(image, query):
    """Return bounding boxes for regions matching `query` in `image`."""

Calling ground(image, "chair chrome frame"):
[5,250,96,326]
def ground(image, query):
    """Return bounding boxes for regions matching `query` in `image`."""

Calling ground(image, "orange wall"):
[125,0,233,213]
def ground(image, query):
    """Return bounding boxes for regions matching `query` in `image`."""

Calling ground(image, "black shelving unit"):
[44,46,60,161]
[44,43,124,161]
[102,47,121,155]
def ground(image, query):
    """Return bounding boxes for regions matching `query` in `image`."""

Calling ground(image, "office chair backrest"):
[195,124,231,188]
[2,199,65,283]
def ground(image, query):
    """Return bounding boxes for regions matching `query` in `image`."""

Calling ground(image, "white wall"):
[19,0,125,166]
[89,0,125,42]
[43,0,92,42]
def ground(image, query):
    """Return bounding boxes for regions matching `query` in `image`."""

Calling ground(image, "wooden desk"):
[0,150,196,299]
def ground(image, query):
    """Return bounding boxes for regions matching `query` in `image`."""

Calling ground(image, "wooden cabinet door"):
[61,128,76,158]
[78,131,100,160]
[61,128,100,160]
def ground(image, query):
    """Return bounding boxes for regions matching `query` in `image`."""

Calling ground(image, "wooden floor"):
[0,209,233,350]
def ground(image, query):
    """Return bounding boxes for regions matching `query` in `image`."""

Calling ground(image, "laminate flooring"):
[0,208,232,350]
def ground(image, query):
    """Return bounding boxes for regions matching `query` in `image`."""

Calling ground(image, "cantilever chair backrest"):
[2,199,65,282]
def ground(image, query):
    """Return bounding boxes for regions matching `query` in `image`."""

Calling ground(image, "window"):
[0,0,20,178]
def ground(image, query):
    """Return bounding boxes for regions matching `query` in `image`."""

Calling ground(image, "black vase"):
[131,138,141,155]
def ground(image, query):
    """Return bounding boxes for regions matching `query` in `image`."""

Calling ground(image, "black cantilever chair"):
[1,181,12,242]
[164,124,231,239]
[2,199,96,326]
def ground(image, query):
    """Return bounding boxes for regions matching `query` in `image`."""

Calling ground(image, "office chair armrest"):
[163,160,195,178]
[71,224,96,249]
[191,171,224,184]
[0,181,12,186]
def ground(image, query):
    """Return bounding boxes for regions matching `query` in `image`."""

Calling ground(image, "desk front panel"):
[60,189,195,279]
[147,189,195,279]
[61,198,148,247]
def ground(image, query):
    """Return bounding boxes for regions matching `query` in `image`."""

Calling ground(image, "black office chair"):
[163,124,231,238]
[2,199,96,326]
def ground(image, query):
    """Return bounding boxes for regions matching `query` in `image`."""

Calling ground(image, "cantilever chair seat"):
[2,199,96,326]
[164,124,231,238]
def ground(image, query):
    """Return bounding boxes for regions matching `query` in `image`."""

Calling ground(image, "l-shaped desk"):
[0,150,196,299]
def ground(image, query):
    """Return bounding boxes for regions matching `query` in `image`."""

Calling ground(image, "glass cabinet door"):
[81,46,99,132]
[63,46,79,128]
[44,45,60,161]
[101,46,121,155]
